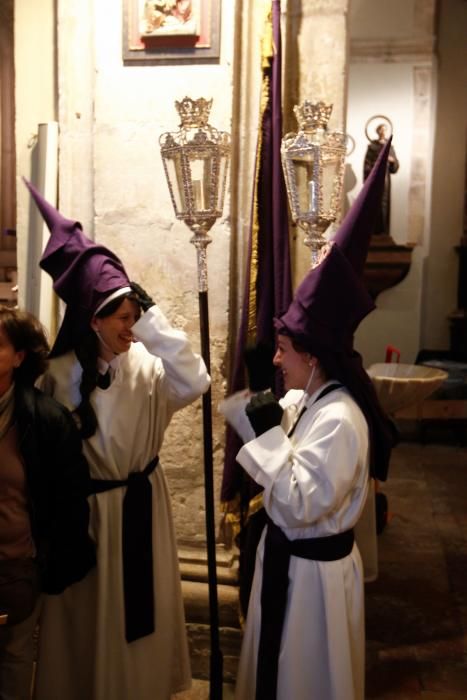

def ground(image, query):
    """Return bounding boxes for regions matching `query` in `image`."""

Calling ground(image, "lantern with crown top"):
[281,100,347,262]
[159,97,231,291]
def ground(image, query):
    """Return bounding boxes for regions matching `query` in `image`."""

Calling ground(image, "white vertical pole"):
[26,121,58,338]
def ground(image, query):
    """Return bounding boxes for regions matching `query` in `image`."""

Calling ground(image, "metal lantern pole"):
[160,98,230,700]
[191,227,223,700]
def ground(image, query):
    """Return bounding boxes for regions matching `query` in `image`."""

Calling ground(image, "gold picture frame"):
[123,0,221,65]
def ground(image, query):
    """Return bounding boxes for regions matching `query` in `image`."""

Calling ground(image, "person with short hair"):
[0,306,95,700]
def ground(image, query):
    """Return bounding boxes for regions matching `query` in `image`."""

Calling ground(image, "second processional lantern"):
[281,100,347,263]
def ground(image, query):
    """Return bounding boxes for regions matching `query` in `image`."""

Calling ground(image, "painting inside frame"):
[123,0,221,65]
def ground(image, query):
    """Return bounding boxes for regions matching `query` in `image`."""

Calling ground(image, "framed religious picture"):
[123,0,221,64]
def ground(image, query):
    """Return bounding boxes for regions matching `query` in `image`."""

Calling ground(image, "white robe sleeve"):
[131,305,210,410]
[218,390,256,443]
[236,409,362,530]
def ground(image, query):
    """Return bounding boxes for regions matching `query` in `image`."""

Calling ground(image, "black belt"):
[256,520,354,700]
[89,456,159,643]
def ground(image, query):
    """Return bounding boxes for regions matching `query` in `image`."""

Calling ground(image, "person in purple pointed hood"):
[221,141,397,700]
[24,180,210,700]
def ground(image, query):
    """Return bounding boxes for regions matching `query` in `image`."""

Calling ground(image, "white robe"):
[223,383,369,700]
[34,305,210,700]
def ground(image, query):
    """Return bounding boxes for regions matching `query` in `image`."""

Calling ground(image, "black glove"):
[244,341,275,392]
[130,282,155,313]
[246,391,283,437]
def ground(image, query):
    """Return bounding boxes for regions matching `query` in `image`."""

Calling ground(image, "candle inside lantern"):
[192,179,204,210]
[308,179,318,216]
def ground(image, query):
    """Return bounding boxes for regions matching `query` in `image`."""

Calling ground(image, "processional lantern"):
[160,96,231,700]
[160,96,230,291]
[281,100,347,264]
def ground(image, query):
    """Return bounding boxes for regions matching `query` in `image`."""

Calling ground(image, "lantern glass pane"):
[292,155,317,216]
[188,154,213,212]
[216,155,228,210]
[321,159,339,214]
[164,153,185,214]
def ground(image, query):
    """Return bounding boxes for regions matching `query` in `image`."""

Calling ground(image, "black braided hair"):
[73,291,140,439]
[73,330,100,438]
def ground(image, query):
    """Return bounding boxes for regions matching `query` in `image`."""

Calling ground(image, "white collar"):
[304,379,340,408]
[97,354,122,376]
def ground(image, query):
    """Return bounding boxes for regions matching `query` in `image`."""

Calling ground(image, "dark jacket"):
[13,384,96,594]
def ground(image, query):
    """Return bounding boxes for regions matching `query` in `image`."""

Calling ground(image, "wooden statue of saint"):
[364,122,399,237]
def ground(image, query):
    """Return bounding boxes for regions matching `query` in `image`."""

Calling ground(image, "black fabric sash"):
[88,456,159,643]
[256,522,355,700]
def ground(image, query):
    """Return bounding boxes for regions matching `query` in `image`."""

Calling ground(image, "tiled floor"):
[175,440,467,699]
[365,441,467,699]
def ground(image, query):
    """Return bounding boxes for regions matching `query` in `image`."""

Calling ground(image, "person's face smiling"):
[273,335,313,391]
[91,298,140,361]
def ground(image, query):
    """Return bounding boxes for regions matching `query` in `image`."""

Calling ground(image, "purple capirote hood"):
[24,178,131,356]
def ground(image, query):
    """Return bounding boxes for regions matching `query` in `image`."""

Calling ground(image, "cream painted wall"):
[346,0,467,367]
[347,61,424,365]
[421,0,467,350]
[346,63,413,244]
[15,0,56,308]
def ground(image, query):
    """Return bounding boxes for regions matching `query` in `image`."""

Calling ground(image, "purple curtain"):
[221,0,292,505]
